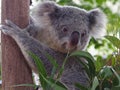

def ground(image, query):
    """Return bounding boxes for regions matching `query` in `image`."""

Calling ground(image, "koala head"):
[32,1,107,53]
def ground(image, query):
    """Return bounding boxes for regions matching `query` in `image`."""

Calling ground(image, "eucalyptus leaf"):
[70,51,96,79]
[46,53,59,68]
[45,53,59,79]
[75,83,88,90]
[28,52,47,89]
[105,36,120,48]
[91,77,99,90]
[28,52,47,77]
[40,74,67,90]
[111,67,120,87]
[76,57,91,79]
[99,66,113,79]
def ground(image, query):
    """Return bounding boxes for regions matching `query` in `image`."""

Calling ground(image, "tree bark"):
[1,0,34,90]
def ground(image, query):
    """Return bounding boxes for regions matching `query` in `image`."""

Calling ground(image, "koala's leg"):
[0,20,52,73]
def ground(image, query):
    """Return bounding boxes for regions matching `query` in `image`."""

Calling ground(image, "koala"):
[0,1,107,90]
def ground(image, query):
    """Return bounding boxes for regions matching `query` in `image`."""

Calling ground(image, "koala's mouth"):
[62,42,78,52]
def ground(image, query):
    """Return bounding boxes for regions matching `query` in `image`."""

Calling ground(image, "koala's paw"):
[0,20,21,36]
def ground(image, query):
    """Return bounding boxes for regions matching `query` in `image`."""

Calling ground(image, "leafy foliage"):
[70,51,120,90]
[105,36,120,48]
[25,50,120,90]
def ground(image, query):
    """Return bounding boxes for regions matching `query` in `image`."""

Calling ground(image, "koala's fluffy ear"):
[32,1,58,16]
[88,9,107,38]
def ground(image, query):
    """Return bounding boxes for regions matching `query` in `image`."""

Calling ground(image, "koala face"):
[49,7,90,53]
[32,1,107,53]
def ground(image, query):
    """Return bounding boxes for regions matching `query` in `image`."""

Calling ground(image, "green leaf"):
[96,0,107,5]
[40,74,67,90]
[111,67,120,87]
[95,56,104,72]
[75,83,88,90]
[69,51,96,79]
[105,36,120,48]
[58,0,72,5]
[49,78,67,90]
[28,52,47,89]
[76,57,91,79]
[91,77,99,90]
[98,66,113,79]
[45,53,59,79]
[56,67,64,79]
[46,53,59,68]
[56,52,69,79]
[28,52,47,77]
[111,56,116,66]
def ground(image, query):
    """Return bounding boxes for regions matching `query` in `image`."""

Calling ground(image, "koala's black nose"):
[70,31,80,46]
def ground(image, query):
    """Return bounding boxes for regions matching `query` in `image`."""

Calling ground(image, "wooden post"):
[1,0,34,90]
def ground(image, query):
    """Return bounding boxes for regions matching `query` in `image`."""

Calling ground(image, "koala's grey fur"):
[0,1,107,90]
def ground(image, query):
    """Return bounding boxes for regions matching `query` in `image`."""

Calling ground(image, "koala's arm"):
[0,20,53,73]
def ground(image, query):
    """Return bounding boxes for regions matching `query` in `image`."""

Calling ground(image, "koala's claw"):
[0,25,12,35]
[0,20,23,36]
[5,20,21,30]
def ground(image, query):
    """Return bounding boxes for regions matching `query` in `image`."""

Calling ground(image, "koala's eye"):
[62,28,68,33]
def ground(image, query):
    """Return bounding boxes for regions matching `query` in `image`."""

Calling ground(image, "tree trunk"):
[1,0,34,90]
